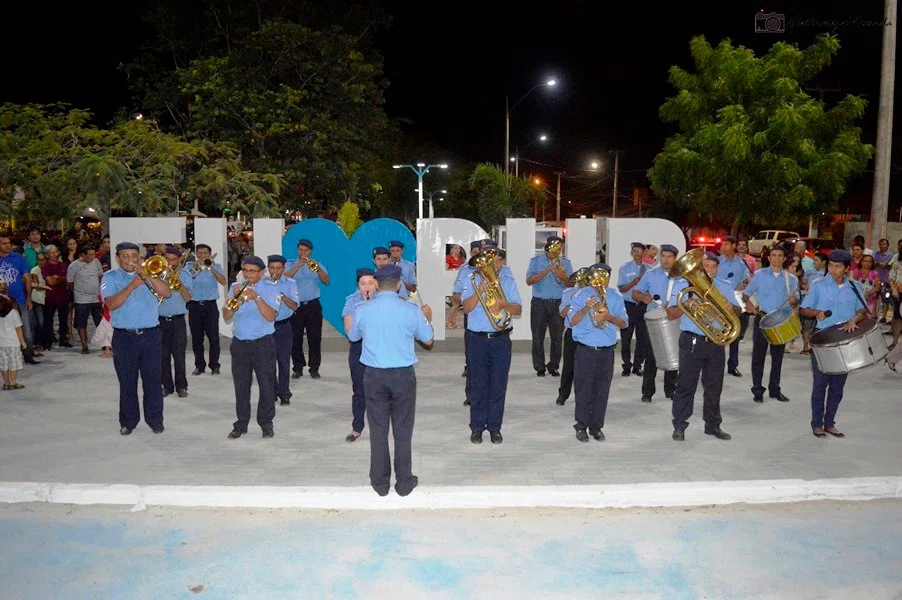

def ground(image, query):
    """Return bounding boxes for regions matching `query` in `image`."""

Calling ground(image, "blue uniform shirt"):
[667,276,741,336]
[395,258,417,300]
[570,286,628,347]
[453,264,474,295]
[617,260,648,304]
[559,286,580,329]
[158,270,193,317]
[101,269,163,329]
[801,276,866,330]
[717,254,751,290]
[342,292,368,317]
[270,276,300,321]
[462,274,522,333]
[186,262,225,301]
[347,291,433,368]
[228,279,281,341]
[635,267,676,308]
[743,268,799,313]
[285,259,328,301]
[526,254,573,300]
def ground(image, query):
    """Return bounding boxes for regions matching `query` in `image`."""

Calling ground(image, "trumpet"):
[671,248,741,346]
[468,250,512,331]
[306,258,320,273]
[585,266,610,329]
[225,282,251,311]
[189,253,217,276]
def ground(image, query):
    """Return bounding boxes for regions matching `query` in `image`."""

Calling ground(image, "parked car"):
[689,235,723,250]
[747,230,801,256]
[787,237,841,258]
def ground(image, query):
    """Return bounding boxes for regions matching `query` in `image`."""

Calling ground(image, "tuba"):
[468,249,512,331]
[585,266,610,328]
[547,238,563,272]
[670,248,741,346]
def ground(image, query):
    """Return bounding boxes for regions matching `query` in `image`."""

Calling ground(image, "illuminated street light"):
[505,78,558,176]
[394,163,449,219]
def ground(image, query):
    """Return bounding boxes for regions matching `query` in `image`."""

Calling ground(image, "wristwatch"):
[254,296,265,303]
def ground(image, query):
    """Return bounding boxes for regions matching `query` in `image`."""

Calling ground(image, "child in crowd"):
[90,292,113,358]
[0,294,26,389]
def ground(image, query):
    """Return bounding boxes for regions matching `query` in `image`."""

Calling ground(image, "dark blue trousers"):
[364,366,416,495]
[113,327,164,430]
[810,353,848,429]
[231,335,276,432]
[273,319,293,400]
[573,344,614,432]
[466,330,512,433]
[188,300,220,371]
[672,332,724,432]
[349,340,366,433]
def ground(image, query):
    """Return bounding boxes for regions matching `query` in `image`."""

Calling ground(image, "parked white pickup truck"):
[747,230,800,256]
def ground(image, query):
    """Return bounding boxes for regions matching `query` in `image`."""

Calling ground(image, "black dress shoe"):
[211,368,220,375]
[753,395,764,403]
[463,398,471,406]
[665,392,673,399]
[622,368,631,377]
[345,432,361,443]
[291,370,303,379]
[489,431,503,444]
[120,427,133,436]
[262,429,274,439]
[536,370,546,377]
[575,429,589,442]
[191,368,204,376]
[641,396,652,403]
[280,398,290,406]
[769,392,790,402]
[152,426,164,434]
[728,369,742,377]
[59,341,74,348]
[24,358,40,365]
[633,367,643,376]
[672,428,685,441]
[374,488,390,497]
[162,389,173,397]
[548,368,560,377]
[555,396,566,406]
[309,369,321,379]
[461,367,468,378]
[395,476,419,497]
[228,428,243,439]
[705,428,732,440]
[470,431,483,444]
[177,389,188,398]
[590,430,605,441]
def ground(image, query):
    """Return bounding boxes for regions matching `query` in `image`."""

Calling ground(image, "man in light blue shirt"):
[568,264,628,442]
[617,242,649,376]
[800,249,871,438]
[450,240,483,399]
[743,245,799,403]
[373,246,408,299]
[555,267,589,406]
[389,240,417,296]
[285,239,330,379]
[267,255,300,406]
[347,264,433,497]
[224,256,281,439]
[342,268,377,443]
[462,253,522,444]
[101,242,173,436]
[186,243,227,376]
[158,246,193,398]
[526,235,573,378]
[666,250,741,442]
[717,236,752,377]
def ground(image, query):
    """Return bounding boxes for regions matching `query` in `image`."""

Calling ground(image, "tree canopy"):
[469,163,544,229]
[647,35,874,232]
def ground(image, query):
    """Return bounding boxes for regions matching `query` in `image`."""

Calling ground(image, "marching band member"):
[736,239,758,342]
[555,267,588,406]
[285,239,330,379]
[632,244,680,403]
[187,244,227,376]
[224,256,281,439]
[742,245,799,403]
[617,242,648,376]
[342,268,376,442]
[267,255,300,406]
[373,246,408,299]
[800,249,870,438]
[526,236,572,377]
[347,264,434,496]
[159,246,192,398]
[450,240,483,405]
[717,236,750,377]
[101,242,172,435]
[667,251,741,441]
[568,264,628,441]
[389,240,417,299]
[462,249,522,444]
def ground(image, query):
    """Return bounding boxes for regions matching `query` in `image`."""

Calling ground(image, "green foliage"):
[648,35,874,231]
[468,163,542,229]
[336,201,364,236]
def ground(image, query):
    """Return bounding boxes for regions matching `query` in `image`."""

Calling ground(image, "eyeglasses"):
[241,268,262,274]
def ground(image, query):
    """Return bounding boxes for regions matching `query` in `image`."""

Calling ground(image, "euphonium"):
[568,267,590,288]
[225,282,251,311]
[468,250,512,331]
[670,248,741,346]
[547,238,563,272]
[585,266,610,329]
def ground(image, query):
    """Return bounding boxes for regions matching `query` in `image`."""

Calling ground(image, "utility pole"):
[612,150,620,218]
[870,0,897,245]
[504,96,510,178]
[804,86,841,236]
[555,171,564,223]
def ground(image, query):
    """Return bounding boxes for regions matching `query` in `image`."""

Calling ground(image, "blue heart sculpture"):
[282,218,417,337]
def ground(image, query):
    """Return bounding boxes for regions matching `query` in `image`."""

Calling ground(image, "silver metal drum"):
[644,305,680,371]
[811,318,889,375]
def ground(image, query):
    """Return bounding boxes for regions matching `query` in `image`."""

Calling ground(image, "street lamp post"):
[512,134,549,178]
[418,189,448,219]
[393,163,448,219]
[505,79,556,176]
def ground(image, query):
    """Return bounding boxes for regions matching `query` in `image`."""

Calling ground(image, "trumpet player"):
[666,251,741,441]
[342,268,377,443]
[462,249,522,444]
[568,264,628,442]
[187,244,226,376]
[100,242,172,435]
[285,239,330,379]
[267,255,300,406]
[617,242,649,377]
[224,256,281,439]
[526,236,572,378]
[388,240,417,298]
[159,246,193,399]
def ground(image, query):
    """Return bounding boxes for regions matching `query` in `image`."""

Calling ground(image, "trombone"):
[670,248,741,346]
[166,252,191,292]
[189,253,217,276]
[225,282,251,311]
[468,249,512,331]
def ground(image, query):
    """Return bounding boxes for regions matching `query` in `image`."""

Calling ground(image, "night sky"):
[0,0,894,209]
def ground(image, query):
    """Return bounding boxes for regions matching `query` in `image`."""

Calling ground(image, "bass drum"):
[644,305,680,371]
[810,318,889,375]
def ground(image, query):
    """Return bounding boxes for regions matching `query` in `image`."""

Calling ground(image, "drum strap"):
[847,279,870,313]
[665,278,675,306]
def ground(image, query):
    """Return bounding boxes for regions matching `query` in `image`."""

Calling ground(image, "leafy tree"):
[648,35,874,233]
[336,200,364,236]
[469,163,542,229]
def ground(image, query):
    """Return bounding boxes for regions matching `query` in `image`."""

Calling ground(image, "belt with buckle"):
[191,300,216,306]
[159,314,185,321]
[298,298,319,306]
[683,331,715,344]
[274,318,292,327]
[114,326,159,335]
[577,342,614,351]
[469,329,512,338]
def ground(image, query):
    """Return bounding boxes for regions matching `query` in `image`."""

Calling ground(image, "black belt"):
[298,298,320,306]
[682,331,717,344]
[189,300,217,306]
[532,297,561,302]
[577,341,615,351]
[468,329,512,338]
[274,318,291,327]
[159,314,185,321]
[114,326,159,335]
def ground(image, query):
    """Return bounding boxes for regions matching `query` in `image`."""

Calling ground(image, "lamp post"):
[512,133,549,178]
[505,79,556,176]
[417,189,448,219]
[393,162,448,219]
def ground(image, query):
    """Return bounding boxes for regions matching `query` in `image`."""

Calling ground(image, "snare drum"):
[759,307,801,345]
[810,318,889,375]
